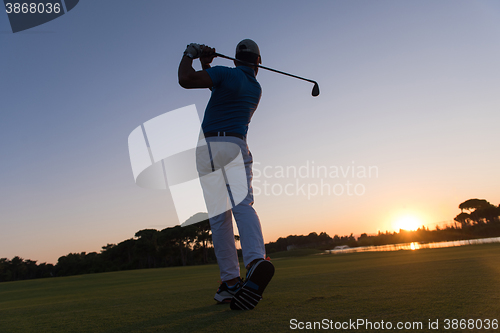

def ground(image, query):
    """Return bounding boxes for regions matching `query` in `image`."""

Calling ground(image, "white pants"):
[196,136,265,282]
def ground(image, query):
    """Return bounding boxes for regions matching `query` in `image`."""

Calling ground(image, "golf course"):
[1,243,499,332]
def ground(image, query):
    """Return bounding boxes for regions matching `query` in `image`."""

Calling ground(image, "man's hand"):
[200,46,216,69]
[179,43,214,89]
[183,43,203,59]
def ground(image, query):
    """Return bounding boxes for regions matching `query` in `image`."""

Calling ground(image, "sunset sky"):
[1,0,500,264]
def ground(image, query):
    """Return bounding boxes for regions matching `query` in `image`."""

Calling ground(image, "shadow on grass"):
[105,302,245,333]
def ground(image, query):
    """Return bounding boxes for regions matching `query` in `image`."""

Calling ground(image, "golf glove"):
[184,43,203,59]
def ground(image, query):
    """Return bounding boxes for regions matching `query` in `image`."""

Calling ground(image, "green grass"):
[1,244,499,332]
[268,248,324,258]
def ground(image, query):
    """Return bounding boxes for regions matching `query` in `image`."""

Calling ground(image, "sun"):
[393,215,421,231]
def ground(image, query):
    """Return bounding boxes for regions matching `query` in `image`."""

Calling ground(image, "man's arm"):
[178,45,215,89]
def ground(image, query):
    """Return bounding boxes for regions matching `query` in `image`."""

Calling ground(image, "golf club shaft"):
[214,53,317,85]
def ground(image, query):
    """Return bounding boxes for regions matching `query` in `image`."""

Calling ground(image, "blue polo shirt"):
[202,65,262,137]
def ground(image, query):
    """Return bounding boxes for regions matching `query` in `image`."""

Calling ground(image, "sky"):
[1,0,499,264]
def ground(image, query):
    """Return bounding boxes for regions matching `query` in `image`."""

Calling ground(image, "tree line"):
[0,221,214,282]
[266,198,500,251]
[1,198,499,283]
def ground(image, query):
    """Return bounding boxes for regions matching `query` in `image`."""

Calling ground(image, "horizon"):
[2,199,493,265]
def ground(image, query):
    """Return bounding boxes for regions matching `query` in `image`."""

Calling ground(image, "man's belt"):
[204,132,245,140]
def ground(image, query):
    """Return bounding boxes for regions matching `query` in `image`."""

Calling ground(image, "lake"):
[326,236,500,254]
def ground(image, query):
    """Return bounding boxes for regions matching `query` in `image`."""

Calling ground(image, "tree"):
[470,205,500,225]
[459,199,491,213]
[0,258,10,282]
[194,219,212,264]
[454,212,472,228]
[456,199,500,226]
[163,226,196,266]
[135,229,160,268]
[10,256,24,280]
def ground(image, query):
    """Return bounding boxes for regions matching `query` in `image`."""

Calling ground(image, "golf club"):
[214,53,320,97]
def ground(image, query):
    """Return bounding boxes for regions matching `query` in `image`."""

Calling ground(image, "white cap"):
[236,39,261,63]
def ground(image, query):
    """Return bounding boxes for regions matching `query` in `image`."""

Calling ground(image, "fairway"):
[1,244,499,332]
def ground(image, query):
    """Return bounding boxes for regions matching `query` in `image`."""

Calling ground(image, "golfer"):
[178,39,274,310]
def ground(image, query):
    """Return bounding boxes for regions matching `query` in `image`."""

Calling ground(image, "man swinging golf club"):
[178,39,274,310]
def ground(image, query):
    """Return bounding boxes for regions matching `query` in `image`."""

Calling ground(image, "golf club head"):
[312,82,320,97]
